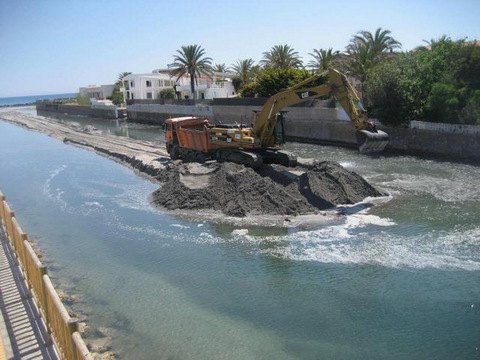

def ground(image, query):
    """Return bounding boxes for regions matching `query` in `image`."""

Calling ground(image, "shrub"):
[109,86,124,106]
[254,68,312,97]
[76,94,90,106]
[159,88,175,99]
[364,54,429,126]
[239,83,258,98]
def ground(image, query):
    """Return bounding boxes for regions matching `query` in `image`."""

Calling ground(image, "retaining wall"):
[36,101,118,119]
[127,103,214,124]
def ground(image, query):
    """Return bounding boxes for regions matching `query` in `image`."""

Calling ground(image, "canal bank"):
[36,100,480,162]
[0,115,479,359]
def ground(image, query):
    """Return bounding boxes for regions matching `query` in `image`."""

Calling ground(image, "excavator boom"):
[252,68,389,152]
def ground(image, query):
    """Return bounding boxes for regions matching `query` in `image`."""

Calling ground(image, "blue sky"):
[0,0,479,97]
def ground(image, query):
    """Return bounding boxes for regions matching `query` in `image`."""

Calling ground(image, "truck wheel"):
[170,145,179,160]
[186,150,195,162]
[195,152,206,163]
[215,150,224,163]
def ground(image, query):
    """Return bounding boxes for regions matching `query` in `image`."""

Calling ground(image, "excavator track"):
[260,149,297,167]
[216,149,264,169]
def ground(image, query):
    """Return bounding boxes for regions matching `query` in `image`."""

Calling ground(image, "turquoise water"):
[0,120,479,359]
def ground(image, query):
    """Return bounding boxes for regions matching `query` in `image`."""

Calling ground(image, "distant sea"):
[0,93,77,107]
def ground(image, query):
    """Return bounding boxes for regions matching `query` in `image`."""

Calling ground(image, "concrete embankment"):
[36,101,122,119]
[37,99,480,162]
[124,100,480,162]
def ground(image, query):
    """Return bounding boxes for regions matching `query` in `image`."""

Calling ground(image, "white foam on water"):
[43,165,68,207]
[191,209,480,271]
[377,172,480,202]
[83,201,103,208]
[264,223,480,271]
[170,224,190,229]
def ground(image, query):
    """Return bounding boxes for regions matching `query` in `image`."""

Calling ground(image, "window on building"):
[146,92,152,99]
[159,80,164,87]
[130,81,135,88]
[146,80,152,87]
[131,93,134,100]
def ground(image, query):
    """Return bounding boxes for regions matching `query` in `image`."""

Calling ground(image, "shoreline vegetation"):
[141,29,479,127]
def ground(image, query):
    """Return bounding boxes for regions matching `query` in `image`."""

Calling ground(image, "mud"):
[152,160,384,217]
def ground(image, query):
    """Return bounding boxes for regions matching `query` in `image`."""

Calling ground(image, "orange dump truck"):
[164,116,264,168]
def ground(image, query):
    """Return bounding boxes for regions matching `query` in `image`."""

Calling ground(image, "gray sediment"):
[151,161,384,217]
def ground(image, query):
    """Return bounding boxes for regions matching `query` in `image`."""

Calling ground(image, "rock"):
[88,337,113,353]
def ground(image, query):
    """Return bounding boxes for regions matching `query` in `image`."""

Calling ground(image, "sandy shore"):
[0,108,170,180]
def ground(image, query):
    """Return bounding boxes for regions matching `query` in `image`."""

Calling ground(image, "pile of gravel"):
[151,161,384,217]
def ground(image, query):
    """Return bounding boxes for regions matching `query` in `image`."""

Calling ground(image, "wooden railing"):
[0,190,92,360]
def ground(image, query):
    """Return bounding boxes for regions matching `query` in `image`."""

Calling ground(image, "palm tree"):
[261,45,303,69]
[169,45,213,99]
[308,48,339,72]
[231,58,256,84]
[344,27,401,82]
[343,42,373,83]
[414,35,450,52]
[213,63,229,73]
[116,72,131,85]
[349,28,401,57]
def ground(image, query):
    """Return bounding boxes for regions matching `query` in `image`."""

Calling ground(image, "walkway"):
[0,228,58,360]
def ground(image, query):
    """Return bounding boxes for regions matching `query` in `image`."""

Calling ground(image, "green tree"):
[308,48,339,72]
[169,45,213,99]
[344,28,401,83]
[231,58,256,84]
[159,88,175,99]
[350,28,401,57]
[365,37,480,126]
[364,53,429,126]
[252,68,311,97]
[261,45,303,70]
[213,63,229,73]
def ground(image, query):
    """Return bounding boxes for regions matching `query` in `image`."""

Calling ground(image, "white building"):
[79,84,115,100]
[119,69,237,101]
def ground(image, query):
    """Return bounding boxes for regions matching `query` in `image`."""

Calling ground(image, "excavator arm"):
[252,68,389,152]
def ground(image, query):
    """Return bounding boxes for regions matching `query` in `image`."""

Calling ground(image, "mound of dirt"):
[151,160,384,217]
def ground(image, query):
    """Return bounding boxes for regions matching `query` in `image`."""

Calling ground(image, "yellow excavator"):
[165,67,389,168]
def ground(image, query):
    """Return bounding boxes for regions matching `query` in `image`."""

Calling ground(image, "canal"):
[0,112,479,359]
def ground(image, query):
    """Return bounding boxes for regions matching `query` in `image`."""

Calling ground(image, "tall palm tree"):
[344,27,401,82]
[348,28,401,58]
[261,45,303,69]
[116,72,131,85]
[231,58,256,84]
[169,45,213,99]
[308,48,339,72]
[213,63,229,73]
[344,42,373,83]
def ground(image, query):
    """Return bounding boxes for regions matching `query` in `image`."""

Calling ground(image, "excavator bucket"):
[356,129,389,153]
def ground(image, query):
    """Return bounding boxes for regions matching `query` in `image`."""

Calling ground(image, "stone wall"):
[36,101,118,119]
[126,103,213,124]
